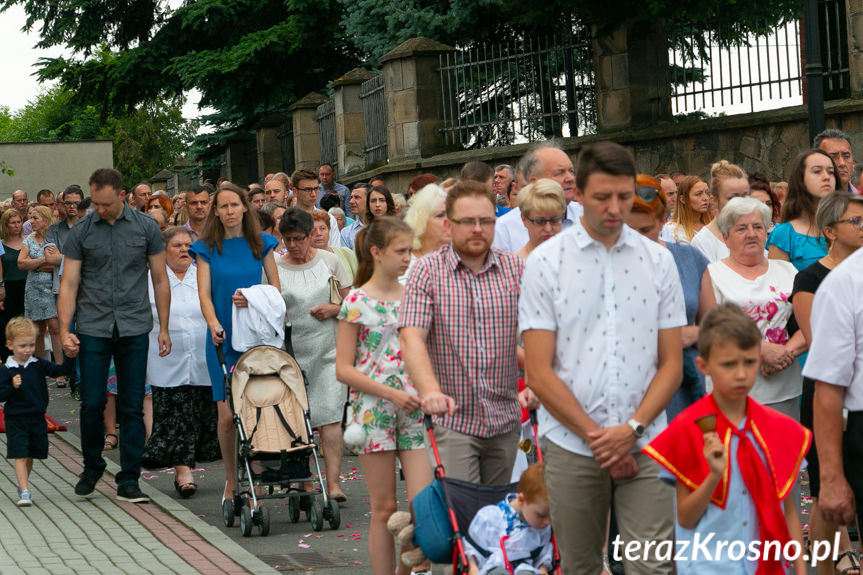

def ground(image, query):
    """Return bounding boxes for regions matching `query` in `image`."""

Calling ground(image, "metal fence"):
[317,100,338,172]
[278,121,295,176]
[438,32,596,149]
[361,75,387,168]
[669,11,850,117]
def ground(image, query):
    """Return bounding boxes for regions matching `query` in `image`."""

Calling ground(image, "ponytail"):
[353,216,413,287]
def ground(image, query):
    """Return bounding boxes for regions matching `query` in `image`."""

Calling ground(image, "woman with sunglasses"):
[625,175,713,419]
[790,191,863,575]
[660,175,712,244]
[515,178,566,259]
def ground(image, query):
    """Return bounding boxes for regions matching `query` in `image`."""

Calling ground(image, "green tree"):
[1,0,360,146]
[0,86,197,185]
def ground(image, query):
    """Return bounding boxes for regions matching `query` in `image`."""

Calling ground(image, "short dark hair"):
[461,161,493,184]
[291,169,318,186]
[445,180,495,217]
[352,182,369,191]
[63,184,84,199]
[279,207,314,237]
[248,188,265,199]
[697,303,762,360]
[320,193,342,212]
[575,141,636,191]
[813,128,852,149]
[89,168,124,193]
[37,189,54,203]
[185,184,209,198]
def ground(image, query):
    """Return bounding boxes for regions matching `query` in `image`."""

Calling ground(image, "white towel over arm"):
[232,284,286,352]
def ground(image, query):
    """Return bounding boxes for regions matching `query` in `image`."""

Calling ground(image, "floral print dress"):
[338,288,424,453]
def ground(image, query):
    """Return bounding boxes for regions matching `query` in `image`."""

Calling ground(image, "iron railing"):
[669,9,849,118]
[278,121,295,176]
[438,32,596,149]
[316,100,338,172]
[360,75,387,168]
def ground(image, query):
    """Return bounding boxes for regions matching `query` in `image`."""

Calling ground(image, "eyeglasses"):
[635,186,661,203]
[449,217,496,228]
[296,187,318,194]
[524,214,564,226]
[836,216,863,230]
[282,235,309,244]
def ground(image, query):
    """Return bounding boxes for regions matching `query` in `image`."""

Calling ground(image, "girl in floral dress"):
[335,217,432,575]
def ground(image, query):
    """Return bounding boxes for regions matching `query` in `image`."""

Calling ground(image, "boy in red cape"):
[643,303,810,575]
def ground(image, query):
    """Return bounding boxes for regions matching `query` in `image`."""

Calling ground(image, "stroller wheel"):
[257,506,271,536]
[288,497,300,523]
[240,505,253,537]
[325,499,340,530]
[222,498,235,528]
[309,497,324,532]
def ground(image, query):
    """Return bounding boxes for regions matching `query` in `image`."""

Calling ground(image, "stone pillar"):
[225,137,251,184]
[331,68,377,175]
[593,21,671,131]
[847,0,863,97]
[379,37,457,161]
[288,92,330,171]
[254,113,289,180]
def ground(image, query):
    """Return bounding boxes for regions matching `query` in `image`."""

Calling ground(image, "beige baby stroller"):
[216,325,340,536]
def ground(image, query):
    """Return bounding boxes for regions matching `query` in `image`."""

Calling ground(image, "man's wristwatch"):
[627,418,646,438]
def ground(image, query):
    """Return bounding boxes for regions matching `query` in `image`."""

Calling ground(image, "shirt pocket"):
[82,241,111,268]
[126,239,148,266]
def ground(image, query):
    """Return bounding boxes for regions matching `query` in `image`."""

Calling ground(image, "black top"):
[791,261,831,299]
[1,243,28,282]
[62,205,165,337]
[0,357,74,417]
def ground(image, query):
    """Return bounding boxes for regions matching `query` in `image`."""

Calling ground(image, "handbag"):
[329,275,344,305]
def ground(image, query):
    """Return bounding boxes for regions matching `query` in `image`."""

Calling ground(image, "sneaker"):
[74,473,99,498]
[117,484,149,504]
[17,489,32,507]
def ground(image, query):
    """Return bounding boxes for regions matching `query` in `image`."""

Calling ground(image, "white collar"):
[5,356,37,369]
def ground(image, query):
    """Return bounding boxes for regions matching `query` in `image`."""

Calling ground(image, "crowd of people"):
[1,131,862,575]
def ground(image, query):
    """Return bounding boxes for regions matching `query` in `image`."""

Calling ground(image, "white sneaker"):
[17,489,32,507]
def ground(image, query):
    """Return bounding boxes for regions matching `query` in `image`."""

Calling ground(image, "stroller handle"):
[216,341,226,367]
[284,322,295,357]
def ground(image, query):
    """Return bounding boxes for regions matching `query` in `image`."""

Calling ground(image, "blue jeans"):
[78,332,149,487]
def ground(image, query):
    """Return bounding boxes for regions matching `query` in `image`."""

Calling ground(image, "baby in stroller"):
[463,462,553,575]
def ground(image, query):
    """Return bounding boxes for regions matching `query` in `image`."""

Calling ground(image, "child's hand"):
[12,374,22,389]
[703,431,727,476]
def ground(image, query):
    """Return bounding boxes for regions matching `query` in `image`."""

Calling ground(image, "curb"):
[56,430,279,575]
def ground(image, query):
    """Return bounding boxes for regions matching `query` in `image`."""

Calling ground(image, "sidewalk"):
[0,431,278,575]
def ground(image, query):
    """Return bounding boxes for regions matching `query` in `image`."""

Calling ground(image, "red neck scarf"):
[644,395,810,574]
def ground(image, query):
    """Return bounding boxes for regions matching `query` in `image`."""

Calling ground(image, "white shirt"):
[146,267,210,388]
[708,259,800,405]
[492,201,583,253]
[802,248,863,410]
[659,221,693,244]
[5,356,37,369]
[519,221,686,456]
[690,226,729,263]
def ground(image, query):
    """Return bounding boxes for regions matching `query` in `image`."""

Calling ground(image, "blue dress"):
[766,222,827,271]
[190,234,278,401]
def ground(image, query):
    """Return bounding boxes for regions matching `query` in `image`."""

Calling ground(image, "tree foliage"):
[1,0,360,145]
[0,87,197,185]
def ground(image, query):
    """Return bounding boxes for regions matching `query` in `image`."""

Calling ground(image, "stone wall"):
[341,99,863,193]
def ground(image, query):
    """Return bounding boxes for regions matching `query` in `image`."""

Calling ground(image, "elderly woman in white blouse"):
[142,227,219,498]
[701,197,808,417]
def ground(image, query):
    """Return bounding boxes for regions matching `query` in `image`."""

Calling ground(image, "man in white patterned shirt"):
[520,141,685,574]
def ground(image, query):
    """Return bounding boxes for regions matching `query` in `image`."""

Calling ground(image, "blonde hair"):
[29,205,55,229]
[6,317,37,345]
[404,184,447,252]
[670,176,711,241]
[709,160,746,198]
[517,178,566,217]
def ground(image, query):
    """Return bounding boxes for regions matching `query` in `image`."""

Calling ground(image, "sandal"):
[328,490,347,503]
[55,378,67,388]
[103,433,118,451]
[174,479,198,499]
[836,550,861,575]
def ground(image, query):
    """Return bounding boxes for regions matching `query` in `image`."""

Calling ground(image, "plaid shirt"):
[401,245,524,438]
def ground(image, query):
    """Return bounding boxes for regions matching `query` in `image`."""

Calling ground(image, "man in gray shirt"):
[59,168,172,503]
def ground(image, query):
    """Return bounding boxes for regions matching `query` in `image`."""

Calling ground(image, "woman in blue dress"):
[191,184,280,505]
[767,149,835,270]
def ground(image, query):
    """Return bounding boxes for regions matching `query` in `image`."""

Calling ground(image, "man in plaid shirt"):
[400,179,527,484]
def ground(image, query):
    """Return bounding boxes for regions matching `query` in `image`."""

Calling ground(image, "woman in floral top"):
[336,217,431,575]
[703,197,808,416]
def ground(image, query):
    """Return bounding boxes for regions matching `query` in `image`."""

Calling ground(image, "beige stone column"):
[254,113,289,180]
[288,92,330,171]
[593,21,672,131]
[379,37,458,160]
[331,68,377,175]
[847,0,863,96]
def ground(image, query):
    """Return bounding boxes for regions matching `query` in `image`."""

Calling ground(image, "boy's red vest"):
[643,394,811,575]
